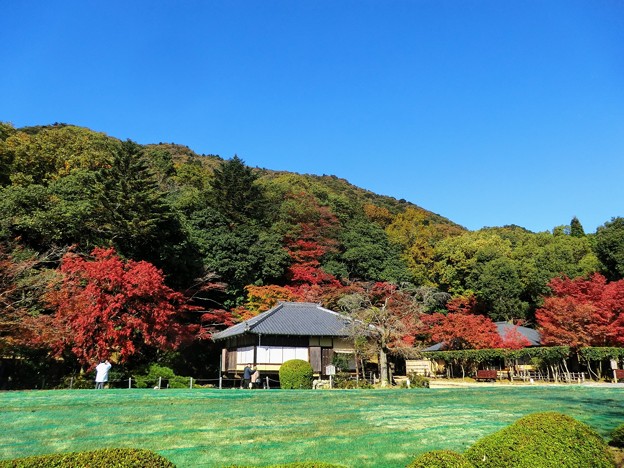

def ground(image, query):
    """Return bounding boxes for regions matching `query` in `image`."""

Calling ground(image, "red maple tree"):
[420,311,502,350]
[282,193,341,287]
[536,273,624,348]
[44,247,200,368]
[499,324,532,349]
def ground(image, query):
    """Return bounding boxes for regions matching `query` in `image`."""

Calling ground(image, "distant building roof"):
[495,321,541,347]
[422,321,541,352]
[211,302,354,341]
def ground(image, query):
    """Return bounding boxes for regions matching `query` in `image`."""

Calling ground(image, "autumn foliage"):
[44,248,200,367]
[420,311,502,350]
[536,273,624,348]
[499,324,532,349]
[0,245,54,351]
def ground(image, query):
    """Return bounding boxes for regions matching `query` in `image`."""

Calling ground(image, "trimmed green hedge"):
[0,448,175,467]
[464,412,615,467]
[407,449,474,467]
[279,359,313,389]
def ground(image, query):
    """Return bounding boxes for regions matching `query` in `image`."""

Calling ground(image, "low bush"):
[0,448,175,467]
[279,359,313,389]
[133,364,190,389]
[407,450,474,467]
[610,423,624,447]
[402,372,430,388]
[58,375,93,390]
[333,372,373,389]
[464,412,615,467]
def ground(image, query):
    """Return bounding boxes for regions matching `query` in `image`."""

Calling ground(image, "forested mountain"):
[1,122,623,382]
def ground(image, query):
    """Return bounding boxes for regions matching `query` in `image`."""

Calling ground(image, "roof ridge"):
[247,302,285,331]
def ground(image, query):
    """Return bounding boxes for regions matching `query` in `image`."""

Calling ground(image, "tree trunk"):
[379,349,389,386]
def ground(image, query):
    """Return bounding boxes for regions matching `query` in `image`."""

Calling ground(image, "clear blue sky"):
[2,1,623,233]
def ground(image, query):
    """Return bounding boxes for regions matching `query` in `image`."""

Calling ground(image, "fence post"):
[265,376,269,389]
[128,377,132,389]
[158,377,162,389]
[219,374,222,390]
[69,377,73,389]
[189,377,193,389]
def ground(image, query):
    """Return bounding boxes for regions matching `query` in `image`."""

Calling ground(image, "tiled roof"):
[495,322,541,346]
[211,302,354,341]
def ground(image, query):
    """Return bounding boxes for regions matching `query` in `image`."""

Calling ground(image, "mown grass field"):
[0,386,623,467]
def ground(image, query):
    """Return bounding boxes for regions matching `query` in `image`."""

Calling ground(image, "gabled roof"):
[211,302,354,341]
[422,321,541,352]
[495,322,541,347]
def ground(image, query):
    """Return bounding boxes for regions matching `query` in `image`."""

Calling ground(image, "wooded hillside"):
[1,122,623,382]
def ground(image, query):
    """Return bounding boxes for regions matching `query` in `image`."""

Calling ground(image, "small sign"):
[611,359,618,370]
[325,365,336,376]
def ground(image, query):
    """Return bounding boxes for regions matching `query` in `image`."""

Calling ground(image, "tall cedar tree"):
[44,247,200,369]
[208,155,267,225]
[536,273,624,348]
[570,216,585,237]
[92,140,197,286]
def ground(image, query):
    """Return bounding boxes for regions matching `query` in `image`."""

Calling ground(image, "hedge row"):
[422,346,624,365]
[0,448,175,468]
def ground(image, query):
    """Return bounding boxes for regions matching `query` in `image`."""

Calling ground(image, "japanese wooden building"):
[212,302,358,377]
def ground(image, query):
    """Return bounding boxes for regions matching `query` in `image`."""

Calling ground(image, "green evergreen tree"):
[594,217,624,281]
[570,216,585,237]
[208,155,267,224]
[92,140,201,286]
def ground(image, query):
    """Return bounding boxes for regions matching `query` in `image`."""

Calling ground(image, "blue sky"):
[2,1,623,233]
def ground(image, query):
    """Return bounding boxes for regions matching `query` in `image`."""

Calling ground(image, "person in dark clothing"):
[242,364,253,389]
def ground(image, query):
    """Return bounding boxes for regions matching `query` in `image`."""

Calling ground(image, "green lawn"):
[0,386,623,467]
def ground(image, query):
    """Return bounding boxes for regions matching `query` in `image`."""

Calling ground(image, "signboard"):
[325,364,336,376]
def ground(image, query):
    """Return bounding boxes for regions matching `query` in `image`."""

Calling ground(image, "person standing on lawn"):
[95,359,112,389]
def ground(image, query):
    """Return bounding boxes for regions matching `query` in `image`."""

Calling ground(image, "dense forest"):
[1,122,623,385]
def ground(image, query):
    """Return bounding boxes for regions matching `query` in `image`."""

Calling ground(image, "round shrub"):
[610,423,624,447]
[464,412,615,468]
[279,359,314,389]
[407,450,474,467]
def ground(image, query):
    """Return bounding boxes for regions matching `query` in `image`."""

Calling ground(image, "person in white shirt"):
[95,360,112,389]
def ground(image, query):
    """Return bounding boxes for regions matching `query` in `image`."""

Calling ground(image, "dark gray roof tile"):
[212,302,353,341]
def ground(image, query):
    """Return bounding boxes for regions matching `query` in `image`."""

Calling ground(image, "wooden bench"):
[614,369,624,383]
[475,370,498,382]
